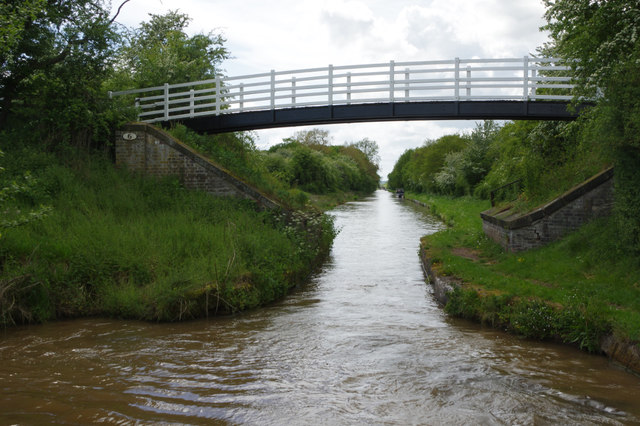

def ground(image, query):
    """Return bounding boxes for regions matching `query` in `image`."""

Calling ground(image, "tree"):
[387,135,468,193]
[284,128,332,146]
[0,0,125,147]
[410,135,468,193]
[348,137,380,169]
[0,0,46,65]
[338,144,380,190]
[543,0,640,99]
[543,0,640,252]
[460,122,499,187]
[113,10,229,88]
[542,0,640,150]
[387,148,414,190]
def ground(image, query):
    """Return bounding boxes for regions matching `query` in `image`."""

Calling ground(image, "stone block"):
[115,123,280,210]
[480,168,614,252]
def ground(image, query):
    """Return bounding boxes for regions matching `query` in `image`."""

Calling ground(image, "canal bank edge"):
[412,209,640,375]
[420,248,640,375]
[398,192,640,375]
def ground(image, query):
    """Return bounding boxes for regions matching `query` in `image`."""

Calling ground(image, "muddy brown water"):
[1,190,639,425]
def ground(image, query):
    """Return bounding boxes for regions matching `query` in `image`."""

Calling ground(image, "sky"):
[113,0,551,178]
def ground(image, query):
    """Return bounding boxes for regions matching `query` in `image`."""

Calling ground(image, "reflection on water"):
[1,190,639,425]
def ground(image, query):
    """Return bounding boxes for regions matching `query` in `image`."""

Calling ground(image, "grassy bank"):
[167,125,380,211]
[411,192,640,353]
[0,150,336,326]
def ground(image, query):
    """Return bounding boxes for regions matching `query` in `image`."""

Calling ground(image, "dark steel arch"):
[172,100,587,134]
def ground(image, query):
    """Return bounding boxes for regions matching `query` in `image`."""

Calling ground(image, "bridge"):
[109,56,580,133]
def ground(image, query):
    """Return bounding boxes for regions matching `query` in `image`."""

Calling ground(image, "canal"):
[1,190,639,424]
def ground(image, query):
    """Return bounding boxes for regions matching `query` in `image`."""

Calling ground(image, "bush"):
[445,287,610,352]
[267,140,379,194]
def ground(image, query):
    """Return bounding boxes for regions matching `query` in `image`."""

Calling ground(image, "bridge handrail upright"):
[109,56,576,124]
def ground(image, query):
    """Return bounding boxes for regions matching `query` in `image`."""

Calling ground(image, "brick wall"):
[115,123,280,209]
[481,168,614,252]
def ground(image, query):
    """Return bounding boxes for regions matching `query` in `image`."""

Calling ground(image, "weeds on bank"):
[0,151,336,326]
[412,192,640,350]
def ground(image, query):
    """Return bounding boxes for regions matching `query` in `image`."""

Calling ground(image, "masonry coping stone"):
[480,167,613,230]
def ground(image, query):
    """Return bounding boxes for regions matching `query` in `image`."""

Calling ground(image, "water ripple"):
[1,191,639,424]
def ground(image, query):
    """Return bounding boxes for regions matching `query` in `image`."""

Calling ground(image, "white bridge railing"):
[109,56,574,123]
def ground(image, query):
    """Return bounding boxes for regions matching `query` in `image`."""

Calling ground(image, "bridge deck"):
[110,57,583,133]
[177,100,582,134]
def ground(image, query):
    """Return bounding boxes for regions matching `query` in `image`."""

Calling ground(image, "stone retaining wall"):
[481,168,614,252]
[115,123,280,209]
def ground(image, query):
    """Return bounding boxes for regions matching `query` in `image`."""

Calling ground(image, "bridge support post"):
[215,77,221,115]
[389,60,395,102]
[189,89,194,118]
[466,66,471,99]
[163,83,169,121]
[404,68,410,100]
[270,70,276,109]
[328,64,334,105]
[292,76,296,106]
[135,98,140,121]
[530,69,537,100]
[454,57,460,100]
[523,56,529,100]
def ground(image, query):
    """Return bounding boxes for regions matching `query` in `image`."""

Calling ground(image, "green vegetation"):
[263,130,380,195]
[386,1,640,355]
[542,0,640,252]
[388,133,468,194]
[1,0,122,148]
[414,193,640,352]
[168,126,380,210]
[111,10,229,89]
[0,149,335,325]
[0,4,380,327]
[388,120,608,213]
[0,122,379,327]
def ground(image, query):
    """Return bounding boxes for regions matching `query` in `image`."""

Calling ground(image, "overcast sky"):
[115,0,551,177]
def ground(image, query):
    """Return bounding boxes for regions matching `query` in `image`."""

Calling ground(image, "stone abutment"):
[115,123,279,210]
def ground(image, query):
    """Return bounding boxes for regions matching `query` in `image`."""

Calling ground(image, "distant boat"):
[395,188,404,199]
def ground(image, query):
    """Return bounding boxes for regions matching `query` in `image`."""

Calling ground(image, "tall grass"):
[0,153,335,326]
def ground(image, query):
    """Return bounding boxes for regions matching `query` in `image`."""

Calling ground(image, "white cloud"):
[322,12,374,46]
[113,0,551,177]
